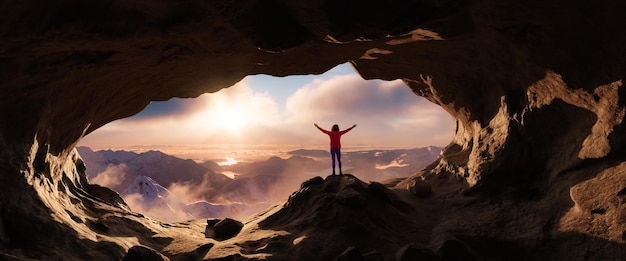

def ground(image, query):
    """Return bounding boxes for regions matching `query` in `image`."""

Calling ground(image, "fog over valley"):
[77,146,441,222]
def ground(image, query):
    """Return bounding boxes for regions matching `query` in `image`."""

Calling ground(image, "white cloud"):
[81,74,453,148]
[284,74,453,147]
[89,164,127,188]
[81,79,283,146]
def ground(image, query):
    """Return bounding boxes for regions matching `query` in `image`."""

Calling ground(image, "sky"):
[79,63,453,151]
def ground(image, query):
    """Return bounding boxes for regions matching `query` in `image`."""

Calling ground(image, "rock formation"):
[1,0,625,260]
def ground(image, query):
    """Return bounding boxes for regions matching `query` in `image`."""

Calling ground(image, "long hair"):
[332,124,339,132]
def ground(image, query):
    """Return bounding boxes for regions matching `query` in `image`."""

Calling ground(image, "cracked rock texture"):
[1,0,625,260]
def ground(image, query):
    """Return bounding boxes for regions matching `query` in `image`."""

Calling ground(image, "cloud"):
[122,193,192,223]
[89,164,127,188]
[80,74,454,148]
[167,174,219,203]
[284,74,454,146]
[81,79,282,146]
[286,75,423,119]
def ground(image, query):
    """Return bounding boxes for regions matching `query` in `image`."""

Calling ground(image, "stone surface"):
[213,218,244,240]
[336,188,368,208]
[396,243,440,261]
[437,239,475,261]
[122,245,170,261]
[301,176,325,189]
[1,0,626,260]
[335,246,364,261]
[408,179,432,197]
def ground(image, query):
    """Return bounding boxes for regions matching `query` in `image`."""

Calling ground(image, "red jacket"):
[316,125,355,148]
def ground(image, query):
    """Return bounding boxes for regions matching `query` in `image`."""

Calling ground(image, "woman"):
[314,123,357,175]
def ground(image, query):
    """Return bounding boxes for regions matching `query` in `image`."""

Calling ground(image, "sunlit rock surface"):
[1,0,626,260]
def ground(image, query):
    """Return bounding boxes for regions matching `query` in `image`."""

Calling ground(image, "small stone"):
[122,245,170,261]
[617,187,626,196]
[213,218,243,240]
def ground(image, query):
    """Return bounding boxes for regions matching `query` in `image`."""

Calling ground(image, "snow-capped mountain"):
[121,175,247,222]
[77,146,231,199]
[121,175,192,223]
[77,146,442,223]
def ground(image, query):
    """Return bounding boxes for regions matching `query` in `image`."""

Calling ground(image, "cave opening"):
[77,63,454,223]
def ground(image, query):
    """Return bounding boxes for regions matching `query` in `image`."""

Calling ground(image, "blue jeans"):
[330,148,341,173]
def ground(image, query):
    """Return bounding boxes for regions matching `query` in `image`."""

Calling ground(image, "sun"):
[215,108,248,133]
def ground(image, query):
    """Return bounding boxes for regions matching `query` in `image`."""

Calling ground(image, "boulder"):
[408,179,432,197]
[336,189,367,208]
[206,218,221,227]
[213,218,244,240]
[301,176,324,189]
[122,245,170,261]
[368,182,395,203]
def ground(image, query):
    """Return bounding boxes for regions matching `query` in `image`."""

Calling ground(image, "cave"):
[1,0,626,260]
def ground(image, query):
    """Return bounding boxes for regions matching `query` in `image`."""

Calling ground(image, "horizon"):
[78,63,454,153]
[78,143,444,165]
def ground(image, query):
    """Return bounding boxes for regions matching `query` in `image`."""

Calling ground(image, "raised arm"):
[314,123,331,134]
[339,124,357,135]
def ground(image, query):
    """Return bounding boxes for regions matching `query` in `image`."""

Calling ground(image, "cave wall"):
[1,0,626,259]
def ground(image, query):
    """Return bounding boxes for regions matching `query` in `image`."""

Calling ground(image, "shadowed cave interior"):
[1,0,626,260]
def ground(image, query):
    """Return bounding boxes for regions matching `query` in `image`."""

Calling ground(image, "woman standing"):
[314,123,357,175]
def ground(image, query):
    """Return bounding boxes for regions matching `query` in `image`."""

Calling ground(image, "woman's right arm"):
[314,123,330,134]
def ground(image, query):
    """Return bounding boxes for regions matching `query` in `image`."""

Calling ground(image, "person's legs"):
[330,148,337,175]
[336,148,343,175]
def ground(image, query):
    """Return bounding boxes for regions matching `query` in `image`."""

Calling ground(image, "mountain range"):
[77,146,441,222]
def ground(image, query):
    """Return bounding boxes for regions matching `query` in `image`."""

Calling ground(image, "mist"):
[78,146,441,223]
[89,164,128,188]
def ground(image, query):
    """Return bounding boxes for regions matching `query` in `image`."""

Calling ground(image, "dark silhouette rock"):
[122,245,170,261]
[335,246,365,261]
[618,187,626,196]
[591,208,607,215]
[408,179,432,197]
[437,239,476,261]
[396,243,440,261]
[368,182,395,203]
[206,218,221,227]
[302,176,324,189]
[84,183,130,211]
[213,218,243,240]
[204,218,221,238]
[336,188,367,208]
[362,251,386,261]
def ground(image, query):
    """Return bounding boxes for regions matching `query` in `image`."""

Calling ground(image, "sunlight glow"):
[79,63,453,148]
[215,107,248,133]
[218,157,238,166]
